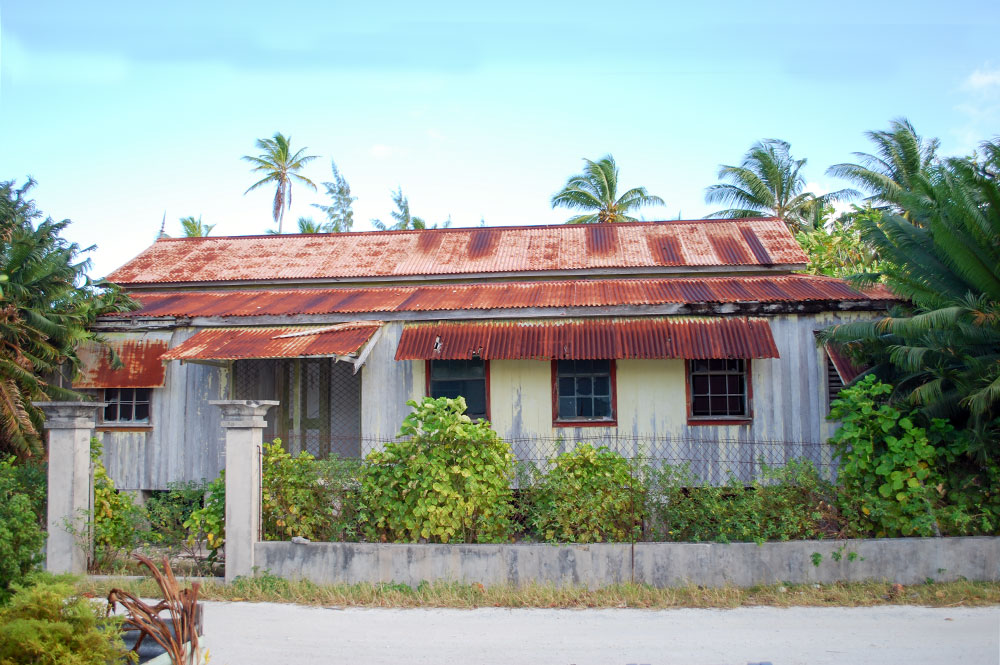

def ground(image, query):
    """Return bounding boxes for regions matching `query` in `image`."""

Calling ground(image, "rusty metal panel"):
[106,218,809,285]
[394,318,779,361]
[122,275,895,319]
[161,323,382,361]
[824,342,867,384]
[73,335,169,388]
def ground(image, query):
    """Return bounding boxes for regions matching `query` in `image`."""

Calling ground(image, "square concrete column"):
[210,400,278,583]
[35,401,104,575]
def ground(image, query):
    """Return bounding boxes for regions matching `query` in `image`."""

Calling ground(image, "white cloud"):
[369,144,394,158]
[425,128,445,140]
[963,66,1000,94]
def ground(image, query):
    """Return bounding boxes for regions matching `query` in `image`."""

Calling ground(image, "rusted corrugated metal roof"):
[118,275,893,319]
[161,323,382,361]
[395,318,779,360]
[106,218,808,285]
[73,336,168,388]
[824,342,868,384]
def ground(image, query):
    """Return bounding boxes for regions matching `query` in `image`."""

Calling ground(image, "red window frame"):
[425,359,491,421]
[685,358,753,426]
[551,359,618,428]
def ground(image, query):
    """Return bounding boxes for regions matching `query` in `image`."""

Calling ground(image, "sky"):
[1,1,998,278]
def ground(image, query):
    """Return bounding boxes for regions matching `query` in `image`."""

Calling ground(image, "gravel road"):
[202,602,999,665]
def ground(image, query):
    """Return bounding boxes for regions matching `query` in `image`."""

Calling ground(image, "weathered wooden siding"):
[360,322,423,443]
[101,327,228,490]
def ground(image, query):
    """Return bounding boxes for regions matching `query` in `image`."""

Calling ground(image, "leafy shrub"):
[262,439,361,541]
[645,459,837,543]
[830,375,999,537]
[90,439,145,570]
[0,458,44,603]
[184,472,225,561]
[7,459,46,527]
[143,480,208,547]
[0,575,131,664]
[360,396,514,543]
[529,444,641,543]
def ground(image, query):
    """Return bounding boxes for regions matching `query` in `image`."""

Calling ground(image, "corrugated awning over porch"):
[161,323,383,361]
[394,317,779,361]
[73,334,169,388]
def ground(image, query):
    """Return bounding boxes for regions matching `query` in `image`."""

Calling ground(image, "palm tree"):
[551,155,664,224]
[242,133,318,233]
[705,139,838,230]
[823,139,1000,454]
[179,216,214,237]
[826,118,940,213]
[372,188,451,230]
[295,217,324,234]
[312,160,356,233]
[0,179,135,457]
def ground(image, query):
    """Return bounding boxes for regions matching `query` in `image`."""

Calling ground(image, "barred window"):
[429,359,488,420]
[554,359,615,422]
[103,388,151,423]
[689,359,749,419]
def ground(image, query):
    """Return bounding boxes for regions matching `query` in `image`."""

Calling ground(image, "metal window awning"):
[823,342,867,384]
[161,322,384,373]
[72,333,170,388]
[394,317,779,361]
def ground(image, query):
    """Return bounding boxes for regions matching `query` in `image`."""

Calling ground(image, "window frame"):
[551,359,618,427]
[685,358,753,426]
[425,359,491,421]
[100,387,153,428]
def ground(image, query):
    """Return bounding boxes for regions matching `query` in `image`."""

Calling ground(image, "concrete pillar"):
[210,400,278,583]
[35,401,104,575]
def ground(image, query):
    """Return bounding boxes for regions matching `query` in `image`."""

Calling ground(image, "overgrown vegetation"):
[360,396,514,543]
[528,444,640,543]
[0,575,132,664]
[0,457,44,603]
[89,439,145,571]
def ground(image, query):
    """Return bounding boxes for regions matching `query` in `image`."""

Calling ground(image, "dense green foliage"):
[360,396,514,543]
[0,458,44,603]
[0,179,135,458]
[183,472,226,560]
[143,480,208,546]
[529,445,640,543]
[551,155,664,224]
[796,209,882,278]
[823,137,1000,449]
[0,576,131,664]
[242,132,318,233]
[645,460,836,543]
[829,376,1000,537]
[262,439,361,541]
[179,215,214,237]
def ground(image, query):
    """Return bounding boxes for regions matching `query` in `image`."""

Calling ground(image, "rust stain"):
[73,339,168,388]
[106,218,809,285]
[394,317,780,361]
[161,323,382,361]
[122,275,894,318]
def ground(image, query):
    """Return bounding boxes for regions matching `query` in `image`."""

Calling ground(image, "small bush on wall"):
[529,444,642,543]
[360,396,514,543]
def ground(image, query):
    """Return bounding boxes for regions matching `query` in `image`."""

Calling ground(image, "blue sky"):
[1,1,998,277]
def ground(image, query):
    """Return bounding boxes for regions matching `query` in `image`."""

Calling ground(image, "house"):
[81,218,892,494]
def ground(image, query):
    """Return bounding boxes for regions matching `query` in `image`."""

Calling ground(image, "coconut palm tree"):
[179,216,214,237]
[551,155,664,224]
[823,139,1000,454]
[242,133,318,234]
[826,118,940,213]
[705,139,839,230]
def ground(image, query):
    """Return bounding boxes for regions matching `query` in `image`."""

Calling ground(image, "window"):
[103,388,151,424]
[428,359,488,420]
[826,355,845,410]
[688,359,749,420]
[554,359,615,423]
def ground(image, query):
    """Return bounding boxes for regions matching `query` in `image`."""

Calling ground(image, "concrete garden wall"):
[254,536,1000,589]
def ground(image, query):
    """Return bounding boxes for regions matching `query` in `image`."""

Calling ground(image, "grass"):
[78,576,1000,609]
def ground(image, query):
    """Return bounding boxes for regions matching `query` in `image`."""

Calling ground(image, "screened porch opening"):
[232,358,362,458]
